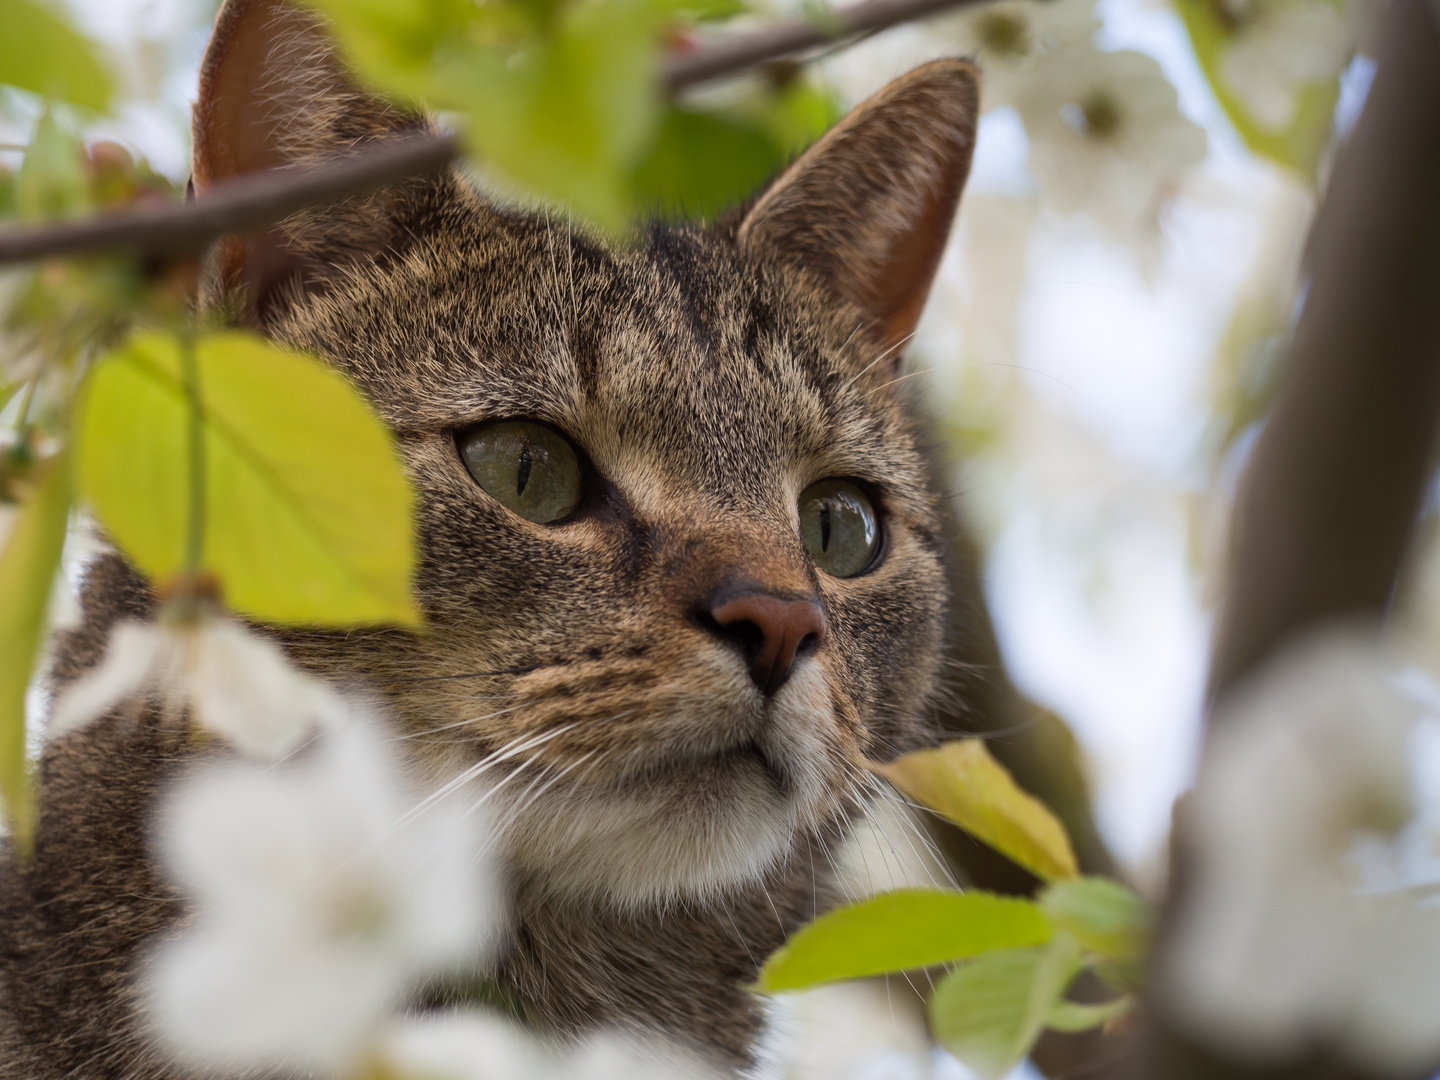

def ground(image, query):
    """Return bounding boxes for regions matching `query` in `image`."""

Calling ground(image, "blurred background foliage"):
[0,0,1397,1073]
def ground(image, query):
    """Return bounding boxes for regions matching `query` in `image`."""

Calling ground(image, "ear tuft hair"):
[192,0,433,321]
[736,59,981,360]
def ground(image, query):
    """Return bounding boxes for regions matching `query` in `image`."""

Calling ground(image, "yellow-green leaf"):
[77,331,419,627]
[436,0,665,231]
[15,111,90,223]
[1041,876,1153,987]
[0,0,113,110]
[874,740,1079,882]
[757,888,1052,993]
[1046,994,1134,1034]
[929,937,1082,1080]
[1172,0,1340,179]
[0,455,70,850]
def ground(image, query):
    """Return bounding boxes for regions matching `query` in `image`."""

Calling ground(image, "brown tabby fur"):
[0,1,981,1075]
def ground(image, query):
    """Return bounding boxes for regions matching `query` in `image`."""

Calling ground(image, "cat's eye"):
[798,479,880,578]
[459,420,584,524]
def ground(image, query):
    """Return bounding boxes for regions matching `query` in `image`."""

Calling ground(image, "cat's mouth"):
[717,738,789,794]
[608,734,792,798]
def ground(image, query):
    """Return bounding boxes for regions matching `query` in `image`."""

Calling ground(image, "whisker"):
[385,664,544,684]
[486,748,602,846]
[397,722,582,825]
[388,702,532,742]
[838,331,917,394]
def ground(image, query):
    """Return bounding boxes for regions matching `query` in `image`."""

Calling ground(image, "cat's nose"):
[708,591,827,695]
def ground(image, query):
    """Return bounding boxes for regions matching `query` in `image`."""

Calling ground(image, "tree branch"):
[1143,1,1440,1077]
[0,132,459,266]
[663,0,985,91]
[0,0,984,266]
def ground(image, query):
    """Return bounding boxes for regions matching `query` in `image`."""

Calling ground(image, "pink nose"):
[710,592,827,695]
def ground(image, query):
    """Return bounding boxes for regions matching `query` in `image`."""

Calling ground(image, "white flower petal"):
[1014,44,1207,244]
[187,619,342,758]
[47,621,168,738]
[1162,628,1440,1074]
[381,1013,552,1080]
[1221,0,1352,131]
[149,928,398,1073]
[149,716,502,1074]
[380,1013,721,1080]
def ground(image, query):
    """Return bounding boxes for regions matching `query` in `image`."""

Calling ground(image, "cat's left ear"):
[735,59,980,362]
[191,0,434,321]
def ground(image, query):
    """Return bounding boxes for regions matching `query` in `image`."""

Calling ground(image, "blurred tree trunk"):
[1139,1,1440,1077]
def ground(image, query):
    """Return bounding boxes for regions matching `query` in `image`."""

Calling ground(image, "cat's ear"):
[735,59,980,360]
[192,0,430,319]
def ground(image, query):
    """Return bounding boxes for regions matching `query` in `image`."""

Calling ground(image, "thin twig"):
[664,0,984,91]
[0,0,986,267]
[0,132,459,266]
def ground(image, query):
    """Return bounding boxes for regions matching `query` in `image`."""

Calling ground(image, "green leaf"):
[76,331,419,627]
[15,111,90,223]
[1041,876,1153,989]
[439,0,666,230]
[929,937,1082,1080]
[631,105,781,221]
[874,740,1080,882]
[300,0,473,102]
[0,455,71,851]
[1172,0,1339,179]
[1046,994,1134,1034]
[756,888,1052,993]
[0,0,113,110]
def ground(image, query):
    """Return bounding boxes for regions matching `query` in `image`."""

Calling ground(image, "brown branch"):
[1141,1,1440,1077]
[0,132,459,266]
[0,0,985,266]
[663,0,985,91]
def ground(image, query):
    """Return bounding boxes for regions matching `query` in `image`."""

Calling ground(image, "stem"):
[179,328,205,575]
[0,132,460,266]
[663,0,987,91]
[14,379,37,429]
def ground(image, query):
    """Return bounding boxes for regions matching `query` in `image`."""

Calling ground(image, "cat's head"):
[193,0,979,906]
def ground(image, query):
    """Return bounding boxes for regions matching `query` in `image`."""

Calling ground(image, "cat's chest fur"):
[0,0,980,1074]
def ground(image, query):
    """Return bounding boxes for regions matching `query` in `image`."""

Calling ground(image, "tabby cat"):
[0,0,981,1074]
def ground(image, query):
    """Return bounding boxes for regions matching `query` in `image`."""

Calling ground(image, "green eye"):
[459,420,583,524]
[798,479,880,578]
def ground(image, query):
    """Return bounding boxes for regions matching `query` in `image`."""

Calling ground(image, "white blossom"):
[937,0,1100,106]
[1012,44,1207,243]
[49,613,342,757]
[1162,628,1440,1076]
[1220,0,1352,132]
[146,718,501,1075]
[381,1011,720,1080]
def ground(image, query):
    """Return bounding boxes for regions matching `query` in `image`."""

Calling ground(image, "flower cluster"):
[148,716,499,1074]
[939,0,1207,249]
[1219,0,1353,132]
[1163,629,1440,1076]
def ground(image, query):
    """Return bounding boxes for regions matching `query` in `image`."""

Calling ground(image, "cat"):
[0,0,982,1075]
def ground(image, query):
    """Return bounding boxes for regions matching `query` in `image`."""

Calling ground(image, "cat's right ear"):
[192,0,431,321]
[735,60,980,365]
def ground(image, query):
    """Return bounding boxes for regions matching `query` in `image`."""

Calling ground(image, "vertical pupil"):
[819,502,832,553]
[516,443,533,496]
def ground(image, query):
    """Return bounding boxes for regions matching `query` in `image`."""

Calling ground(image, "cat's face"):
[194,0,978,905]
[271,212,948,902]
